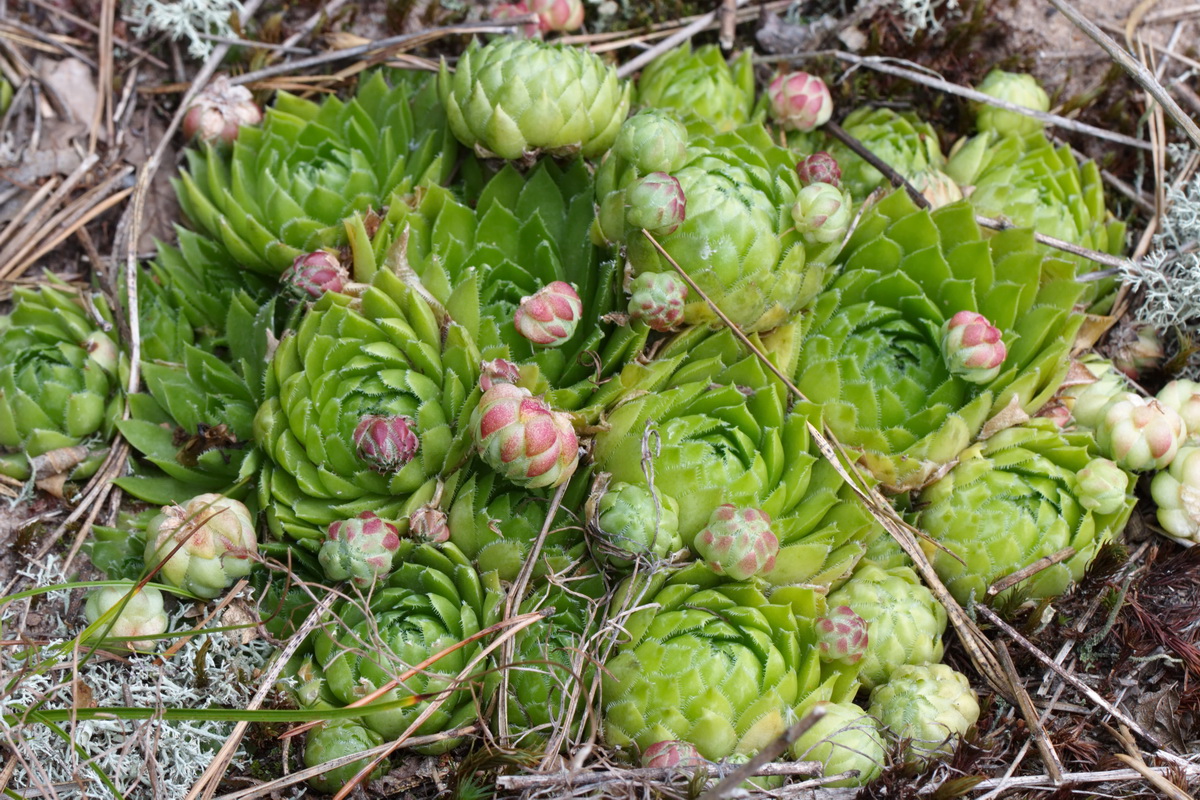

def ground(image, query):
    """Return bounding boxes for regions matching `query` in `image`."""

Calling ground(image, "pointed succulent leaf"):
[636,44,755,132]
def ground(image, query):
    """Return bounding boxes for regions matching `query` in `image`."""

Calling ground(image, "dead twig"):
[615,0,753,79]
[995,642,1064,784]
[696,707,825,800]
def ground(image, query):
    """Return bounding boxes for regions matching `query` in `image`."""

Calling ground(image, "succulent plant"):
[612,109,690,174]
[635,44,755,132]
[1096,393,1186,472]
[694,505,779,581]
[182,74,262,145]
[318,512,403,588]
[0,280,122,480]
[1151,446,1200,543]
[792,190,1086,492]
[438,37,630,160]
[627,271,688,332]
[796,151,842,188]
[868,664,979,767]
[824,107,945,200]
[603,570,817,760]
[624,172,687,236]
[814,605,869,666]
[791,183,852,245]
[597,121,824,333]
[254,265,479,546]
[304,718,386,794]
[767,72,833,132]
[1062,356,1127,429]
[941,311,1007,384]
[1111,323,1164,380]
[1076,458,1131,515]
[470,382,579,489]
[175,71,455,275]
[916,420,1136,604]
[974,69,1050,136]
[144,493,258,599]
[790,700,885,787]
[593,480,683,568]
[513,281,584,347]
[825,564,946,689]
[83,583,169,650]
[529,0,585,32]
[281,250,348,299]
[641,740,706,768]
[313,542,502,749]
[911,167,964,209]
[1158,380,1200,442]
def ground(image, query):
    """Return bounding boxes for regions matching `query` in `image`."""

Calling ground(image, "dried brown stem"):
[615,0,753,79]
[987,547,1076,597]
[696,707,825,800]
[995,642,1064,784]
[496,761,822,790]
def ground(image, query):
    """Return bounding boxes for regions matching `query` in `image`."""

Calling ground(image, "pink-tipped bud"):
[694,505,779,581]
[471,383,579,489]
[480,358,522,392]
[182,75,262,145]
[796,151,842,188]
[1097,393,1186,472]
[791,183,851,244]
[815,605,869,665]
[353,414,419,473]
[1036,402,1071,429]
[514,281,583,347]
[1112,323,1164,381]
[625,172,687,237]
[493,2,539,37]
[641,740,706,768]
[409,505,450,544]
[531,0,584,31]
[767,72,833,132]
[941,311,1007,384]
[281,250,348,299]
[628,271,688,332]
[319,511,402,588]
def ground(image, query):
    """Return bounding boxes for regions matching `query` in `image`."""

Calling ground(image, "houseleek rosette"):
[824,107,945,200]
[792,190,1087,492]
[603,568,819,760]
[591,327,879,593]
[254,266,480,547]
[596,121,824,333]
[357,158,641,410]
[438,37,630,160]
[0,280,123,480]
[635,44,755,132]
[312,541,502,751]
[175,71,455,275]
[914,419,1136,604]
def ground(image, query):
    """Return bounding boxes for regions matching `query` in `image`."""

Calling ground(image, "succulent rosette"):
[182,74,262,145]
[627,272,688,332]
[254,266,480,546]
[641,740,706,768]
[796,151,842,187]
[824,107,945,200]
[694,505,779,581]
[1158,380,1200,442]
[1111,322,1164,381]
[591,327,879,592]
[0,280,123,480]
[789,699,885,787]
[1076,458,1130,515]
[318,511,403,588]
[1061,356,1127,429]
[870,664,979,767]
[1151,446,1200,543]
[304,717,387,794]
[281,250,348,299]
[312,541,503,750]
[974,69,1050,136]
[513,281,583,347]
[1095,392,1186,472]
[365,158,641,410]
[144,493,258,599]
[438,37,630,160]
[602,570,819,760]
[915,419,1136,604]
[826,564,946,689]
[792,190,1086,492]
[597,121,826,333]
[83,583,169,651]
[175,71,455,275]
[592,480,683,568]
[635,44,755,132]
[813,605,869,666]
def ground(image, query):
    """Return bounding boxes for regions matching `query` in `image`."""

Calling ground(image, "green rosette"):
[313,541,503,752]
[438,37,631,161]
[0,280,123,480]
[602,567,820,761]
[824,107,945,200]
[914,418,1136,604]
[254,266,479,547]
[174,70,455,276]
[357,157,642,410]
[635,43,755,133]
[792,190,1086,492]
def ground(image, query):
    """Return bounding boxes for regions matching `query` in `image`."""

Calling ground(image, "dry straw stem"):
[639,230,1012,701]
[696,706,824,800]
[1047,0,1200,151]
[496,761,822,790]
[995,641,1064,784]
[615,0,754,79]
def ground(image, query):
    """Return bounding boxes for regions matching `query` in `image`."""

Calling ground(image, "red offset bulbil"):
[471,383,579,488]
[514,281,583,347]
[353,414,419,473]
[694,504,779,581]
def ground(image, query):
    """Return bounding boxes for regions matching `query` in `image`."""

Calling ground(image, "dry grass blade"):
[615,0,754,78]
[696,707,825,800]
[496,761,822,790]
[639,230,1011,700]
[1047,0,1200,150]
[995,642,1063,784]
[987,548,1075,597]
